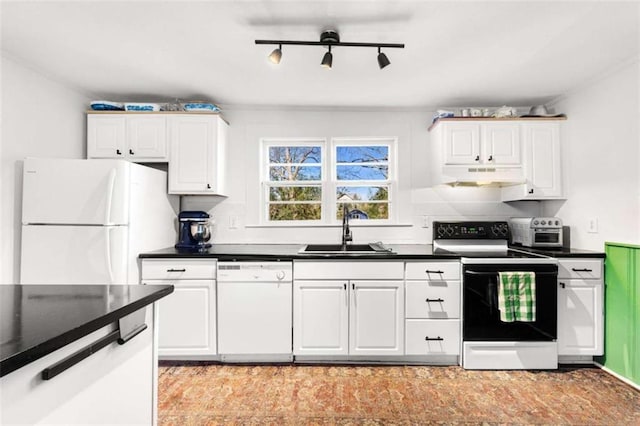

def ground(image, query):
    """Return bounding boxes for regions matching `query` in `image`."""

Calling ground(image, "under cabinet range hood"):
[435,165,526,187]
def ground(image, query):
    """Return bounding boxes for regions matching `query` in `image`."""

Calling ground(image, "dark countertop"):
[138,244,460,261]
[512,246,606,258]
[139,243,604,261]
[0,284,173,378]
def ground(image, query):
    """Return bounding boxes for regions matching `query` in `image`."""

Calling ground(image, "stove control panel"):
[433,221,509,240]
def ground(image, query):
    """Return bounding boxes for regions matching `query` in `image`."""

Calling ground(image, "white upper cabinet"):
[441,121,520,166]
[87,114,167,161]
[501,121,563,201]
[168,115,228,195]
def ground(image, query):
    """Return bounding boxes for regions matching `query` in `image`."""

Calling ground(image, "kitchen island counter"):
[1,284,173,425]
[1,284,173,377]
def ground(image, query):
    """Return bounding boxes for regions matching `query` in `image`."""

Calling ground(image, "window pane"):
[269,186,321,202]
[269,204,321,221]
[270,166,321,181]
[336,146,388,163]
[336,186,388,202]
[336,203,389,220]
[336,165,388,180]
[269,146,321,164]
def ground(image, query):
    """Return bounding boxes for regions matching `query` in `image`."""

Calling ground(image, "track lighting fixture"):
[377,47,390,70]
[268,44,282,64]
[255,30,404,69]
[321,45,333,69]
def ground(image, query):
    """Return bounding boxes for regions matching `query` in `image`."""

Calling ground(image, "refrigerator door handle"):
[105,227,115,284]
[105,169,117,225]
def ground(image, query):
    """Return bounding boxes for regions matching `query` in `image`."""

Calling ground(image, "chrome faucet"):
[341,204,352,249]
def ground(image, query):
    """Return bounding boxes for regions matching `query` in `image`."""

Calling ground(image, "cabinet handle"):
[488,155,493,162]
[571,268,593,272]
[116,149,122,155]
[559,282,566,288]
[343,283,346,290]
[425,336,444,341]
[207,183,211,189]
[167,268,186,272]
[528,189,534,194]
[474,155,480,162]
[129,149,134,155]
[425,270,444,274]
[425,298,444,303]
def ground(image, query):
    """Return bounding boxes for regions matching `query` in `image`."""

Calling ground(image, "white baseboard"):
[594,361,640,391]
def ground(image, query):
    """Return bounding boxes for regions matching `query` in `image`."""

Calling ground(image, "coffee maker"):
[175,211,212,250]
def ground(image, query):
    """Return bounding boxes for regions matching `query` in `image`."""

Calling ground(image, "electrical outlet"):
[229,215,238,229]
[422,215,430,228]
[588,217,598,233]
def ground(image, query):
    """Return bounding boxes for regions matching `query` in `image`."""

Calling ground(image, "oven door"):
[463,263,558,341]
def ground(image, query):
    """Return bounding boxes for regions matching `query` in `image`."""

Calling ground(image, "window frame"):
[261,138,327,224]
[330,137,396,224]
[260,136,397,225]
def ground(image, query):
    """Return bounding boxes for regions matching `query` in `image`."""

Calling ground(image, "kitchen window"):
[261,137,395,223]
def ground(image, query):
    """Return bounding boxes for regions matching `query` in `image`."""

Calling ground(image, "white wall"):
[183,107,540,245]
[546,59,640,249]
[1,55,90,284]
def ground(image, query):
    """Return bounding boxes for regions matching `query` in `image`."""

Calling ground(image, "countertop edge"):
[0,285,174,378]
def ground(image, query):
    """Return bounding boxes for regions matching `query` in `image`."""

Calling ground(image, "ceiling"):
[1,1,638,109]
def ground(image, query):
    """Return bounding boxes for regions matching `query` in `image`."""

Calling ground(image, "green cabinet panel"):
[602,242,639,386]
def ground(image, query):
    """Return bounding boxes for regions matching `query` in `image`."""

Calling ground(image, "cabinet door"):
[349,280,404,356]
[126,116,167,160]
[144,279,216,357]
[168,115,224,194]
[557,279,603,355]
[293,280,349,355]
[524,123,562,198]
[87,115,126,158]
[443,123,481,165]
[482,123,520,165]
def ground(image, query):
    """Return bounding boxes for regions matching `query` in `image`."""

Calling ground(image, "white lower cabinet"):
[293,261,405,358]
[141,259,217,359]
[557,259,604,356]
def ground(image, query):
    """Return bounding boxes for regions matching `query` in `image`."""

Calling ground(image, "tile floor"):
[158,363,640,425]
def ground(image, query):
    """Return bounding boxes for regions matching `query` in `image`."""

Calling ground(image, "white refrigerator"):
[20,158,179,284]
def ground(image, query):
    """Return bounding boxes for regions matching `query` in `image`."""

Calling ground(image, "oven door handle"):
[464,270,557,276]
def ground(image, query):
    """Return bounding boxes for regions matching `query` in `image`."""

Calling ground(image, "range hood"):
[434,165,526,187]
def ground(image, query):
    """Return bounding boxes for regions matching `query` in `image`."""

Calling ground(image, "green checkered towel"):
[497,272,536,322]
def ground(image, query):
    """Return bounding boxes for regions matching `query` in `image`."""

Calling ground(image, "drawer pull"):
[426,298,444,303]
[425,270,444,274]
[571,268,593,272]
[425,336,444,341]
[559,282,566,288]
[167,268,186,272]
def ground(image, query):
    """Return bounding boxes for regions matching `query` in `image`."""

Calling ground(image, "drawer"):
[405,319,460,355]
[405,262,460,281]
[558,259,602,279]
[405,281,460,318]
[141,259,217,280]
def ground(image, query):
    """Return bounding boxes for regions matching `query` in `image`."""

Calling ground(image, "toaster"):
[509,217,563,248]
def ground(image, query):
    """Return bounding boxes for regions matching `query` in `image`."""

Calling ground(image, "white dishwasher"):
[217,261,293,362]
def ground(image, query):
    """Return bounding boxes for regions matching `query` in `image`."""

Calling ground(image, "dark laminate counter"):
[138,244,461,261]
[139,243,605,261]
[0,284,173,378]
[513,246,606,258]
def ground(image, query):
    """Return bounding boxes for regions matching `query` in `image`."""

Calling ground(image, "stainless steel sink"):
[299,243,394,255]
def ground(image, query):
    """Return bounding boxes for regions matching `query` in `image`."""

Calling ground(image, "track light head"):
[268,45,282,64]
[377,47,390,69]
[321,45,333,69]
